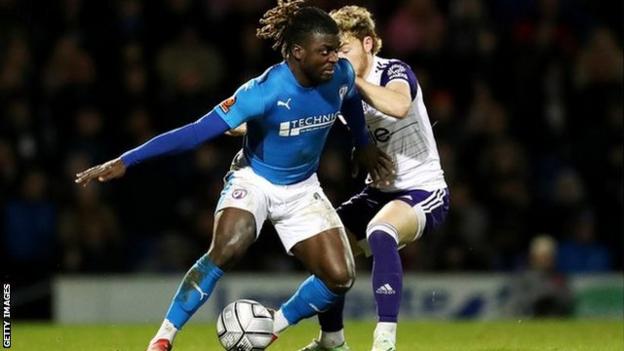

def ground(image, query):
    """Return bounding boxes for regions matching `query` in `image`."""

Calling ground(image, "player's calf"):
[273,275,343,335]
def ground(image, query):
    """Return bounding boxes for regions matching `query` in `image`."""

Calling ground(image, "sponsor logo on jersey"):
[387,63,408,81]
[372,122,419,143]
[219,96,237,113]
[374,127,391,142]
[278,112,339,136]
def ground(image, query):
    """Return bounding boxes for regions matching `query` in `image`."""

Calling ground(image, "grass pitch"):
[11,320,623,351]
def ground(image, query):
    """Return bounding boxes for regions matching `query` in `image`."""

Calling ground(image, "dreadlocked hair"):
[257,0,339,58]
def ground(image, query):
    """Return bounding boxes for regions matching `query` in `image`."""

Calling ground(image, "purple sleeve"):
[379,60,418,100]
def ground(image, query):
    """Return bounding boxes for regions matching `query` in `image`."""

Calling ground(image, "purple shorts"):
[337,187,450,241]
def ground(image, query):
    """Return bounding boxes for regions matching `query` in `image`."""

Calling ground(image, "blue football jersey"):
[214,59,357,185]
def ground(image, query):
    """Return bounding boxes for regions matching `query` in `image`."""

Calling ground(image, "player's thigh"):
[272,187,355,286]
[208,208,259,269]
[368,199,423,246]
[290,226,355,291]
[211,169,269,267]
[216,168,269,238]
[212,208,257,248]
[272,187,343,256]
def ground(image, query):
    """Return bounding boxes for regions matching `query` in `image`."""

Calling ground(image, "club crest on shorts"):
[232,188,248,199]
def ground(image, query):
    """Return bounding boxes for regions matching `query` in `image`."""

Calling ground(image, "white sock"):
[272,309,290,334]
[319,329,345,348]
[374,322,397,343]
[151,319,178,343]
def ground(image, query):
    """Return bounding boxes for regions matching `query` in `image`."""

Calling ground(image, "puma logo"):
[190,281,209,300]
[308,303,322,312]
[277,98,291,110]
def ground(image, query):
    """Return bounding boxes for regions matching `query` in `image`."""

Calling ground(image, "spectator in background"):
[0,31,32,96]
[155,27,227,128]
[43,34,96,96]
[548,168,585,234]
[557,211,612,273]
[70,106,108,162]
[59,183,122,272]
[574,27,623,88]
[120,42,149,104]
[4,170,57,268]
[156,27,224,97]
[509,235,572,317]
[5,99,40,163]
[434,181,491,270]
[481,138,531,270]
[0,139,17,198]
[385,0,446,55]
[115,0,145,43]
[2,169,57,319]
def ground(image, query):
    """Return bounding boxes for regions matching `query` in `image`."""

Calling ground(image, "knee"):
[321,265,355,294]
[209,244,246,269]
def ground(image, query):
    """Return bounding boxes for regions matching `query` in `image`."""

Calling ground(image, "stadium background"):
[1,0,622,322]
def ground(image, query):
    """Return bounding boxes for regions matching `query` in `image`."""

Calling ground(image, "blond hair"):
[329,5,382,55]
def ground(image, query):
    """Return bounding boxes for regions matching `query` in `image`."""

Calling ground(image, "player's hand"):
[75,158,126,187]
[225,123,247,137]
[352,144,395,186]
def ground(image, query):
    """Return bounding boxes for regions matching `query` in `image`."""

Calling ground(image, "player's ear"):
[291,44,304,60]
[362,36,374,53]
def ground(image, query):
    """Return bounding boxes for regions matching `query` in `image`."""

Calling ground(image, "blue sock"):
[165,254,224,329]
[369,229,402,323]
[281,275,340,326]
[317,294,345,332]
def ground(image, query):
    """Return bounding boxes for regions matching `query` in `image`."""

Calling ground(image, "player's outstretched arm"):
[74,111,232,187]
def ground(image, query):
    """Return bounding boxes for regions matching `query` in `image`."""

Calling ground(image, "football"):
[216,299,274,351]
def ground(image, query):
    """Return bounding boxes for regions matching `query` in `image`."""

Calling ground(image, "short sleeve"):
[213,79,265,128]
[380,60,419,100]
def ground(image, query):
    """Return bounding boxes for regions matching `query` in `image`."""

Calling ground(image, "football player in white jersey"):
[298,6,450,351]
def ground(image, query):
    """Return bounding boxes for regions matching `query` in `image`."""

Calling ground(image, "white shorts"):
[216,167,343,254]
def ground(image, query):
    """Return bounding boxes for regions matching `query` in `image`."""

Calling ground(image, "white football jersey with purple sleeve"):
[363,56,447,192]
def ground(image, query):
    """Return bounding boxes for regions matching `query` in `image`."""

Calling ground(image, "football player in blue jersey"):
[75,1,393,350]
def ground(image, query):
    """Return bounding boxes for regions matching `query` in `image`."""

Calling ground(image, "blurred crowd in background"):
[1,0,622,295]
